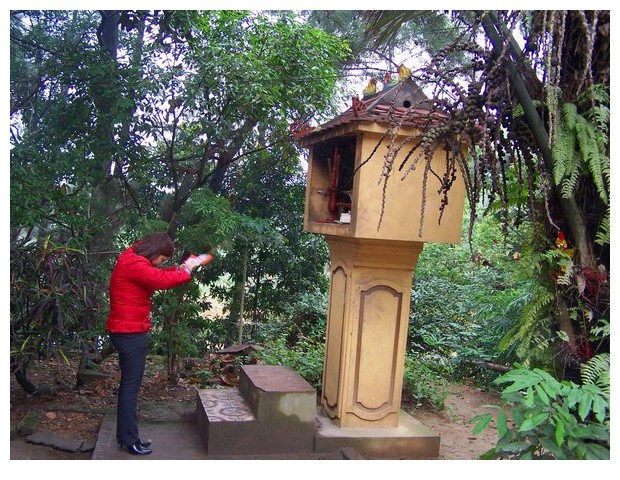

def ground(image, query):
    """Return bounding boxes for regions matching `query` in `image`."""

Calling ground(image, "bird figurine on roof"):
[398,64,411,82]
[383,71,392,88]
[362,77,377,97]
[383,70,399,89]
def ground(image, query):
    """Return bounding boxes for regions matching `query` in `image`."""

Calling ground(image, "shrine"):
[294,72,467,457]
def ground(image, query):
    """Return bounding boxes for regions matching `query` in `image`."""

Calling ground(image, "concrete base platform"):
[92,400,364,460]
[207,447,365,460]
[92,410,208,460]
[91,407,363,460]
[314,409,440,459]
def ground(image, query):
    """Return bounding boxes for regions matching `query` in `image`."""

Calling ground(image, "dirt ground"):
[405,383,503,460]
[9,355,504,460]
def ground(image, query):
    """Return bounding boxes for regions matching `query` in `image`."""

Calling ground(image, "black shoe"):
[118,438,152,449]
[122,440,152,455]
[139,438,152,448]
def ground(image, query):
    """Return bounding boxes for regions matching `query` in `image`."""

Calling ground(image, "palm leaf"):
[362,11,427,48]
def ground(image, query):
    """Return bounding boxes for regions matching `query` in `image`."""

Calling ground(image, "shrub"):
[471,355,610,459]
[402,353,450,410]
[256,334,325,390]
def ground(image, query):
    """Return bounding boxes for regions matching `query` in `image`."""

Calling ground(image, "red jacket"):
[106,245,191,334]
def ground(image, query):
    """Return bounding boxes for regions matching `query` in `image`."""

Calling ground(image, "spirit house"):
[294,74,466,444]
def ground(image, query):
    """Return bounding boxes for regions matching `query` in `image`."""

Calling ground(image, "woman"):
[106,232,211,455]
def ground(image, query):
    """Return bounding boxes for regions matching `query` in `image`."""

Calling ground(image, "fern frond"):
[552,100,609,205]
[575,117,609,205]
[588,83,610,105]
[592,104,610,139]
[562,102,578,130]
[590,319,610,339]
[512,103,524,118]
[583,83,610,138]
[512,100,541,118]
[555,259,573,286]
[581,353,610,395]
[552,104,578,188]
[595,207,610,246]
[499,286,555,363]
[552,123,576,185]
[560,156,582,199]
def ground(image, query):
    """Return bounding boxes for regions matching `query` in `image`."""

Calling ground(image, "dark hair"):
[133,232,175,260]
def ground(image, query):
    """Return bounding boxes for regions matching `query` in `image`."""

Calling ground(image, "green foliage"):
[594,211,610,247]
[184,146,329,333]
[10,241,107,391]
[495,234,588,370]
[178,189,247,252]
[253,290,327,389]
[278,291,328,342]
[256,335,325,390]
[10,242,106,346]
[250,290,327,349]
[151,284,204,359]
[551,85,610,246]
[471,361,610,459]
[402,354,450,410]
[497,238,609,372]
[309,11,464,71]
[150,280,210,383]
[498,283,555,368]
[194,370,214,388]
[580,353,609,394]
[410,209,537,387]
[553,103,607,203]
[193,316,236,353]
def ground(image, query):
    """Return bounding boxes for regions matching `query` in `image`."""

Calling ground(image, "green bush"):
[401,354,450,410]
[409,213,533,389]
[471,356,610,459]
[256,334,325,390]
[194,369,214,388]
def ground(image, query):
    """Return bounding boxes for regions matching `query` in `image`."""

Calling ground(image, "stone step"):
[195,365,317,456]
[238,364,317,423]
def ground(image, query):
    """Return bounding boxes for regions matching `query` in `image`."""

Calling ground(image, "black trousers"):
[109,332,149,446]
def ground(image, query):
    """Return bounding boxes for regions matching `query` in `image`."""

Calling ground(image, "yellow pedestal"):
[321,236,423,428]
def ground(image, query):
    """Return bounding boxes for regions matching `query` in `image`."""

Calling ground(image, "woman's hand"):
[181,253,214,272]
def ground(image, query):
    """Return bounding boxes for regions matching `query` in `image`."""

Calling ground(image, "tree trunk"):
[477,11,596,357]
[88,11,123,259]
[473,361,513,373]
[556,293,578,353]
[89,11,149,258]
[252,248,265,323]
[478,10,596,269]
[237,244,248,344]
[11,356,38,395]
[166,309,181,386]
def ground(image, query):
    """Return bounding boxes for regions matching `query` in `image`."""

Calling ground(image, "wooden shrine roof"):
[292,77,448,143]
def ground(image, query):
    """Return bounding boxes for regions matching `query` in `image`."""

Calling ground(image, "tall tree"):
[356,10,609,374]
[10,10,349,387]
[11,9,349,247]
